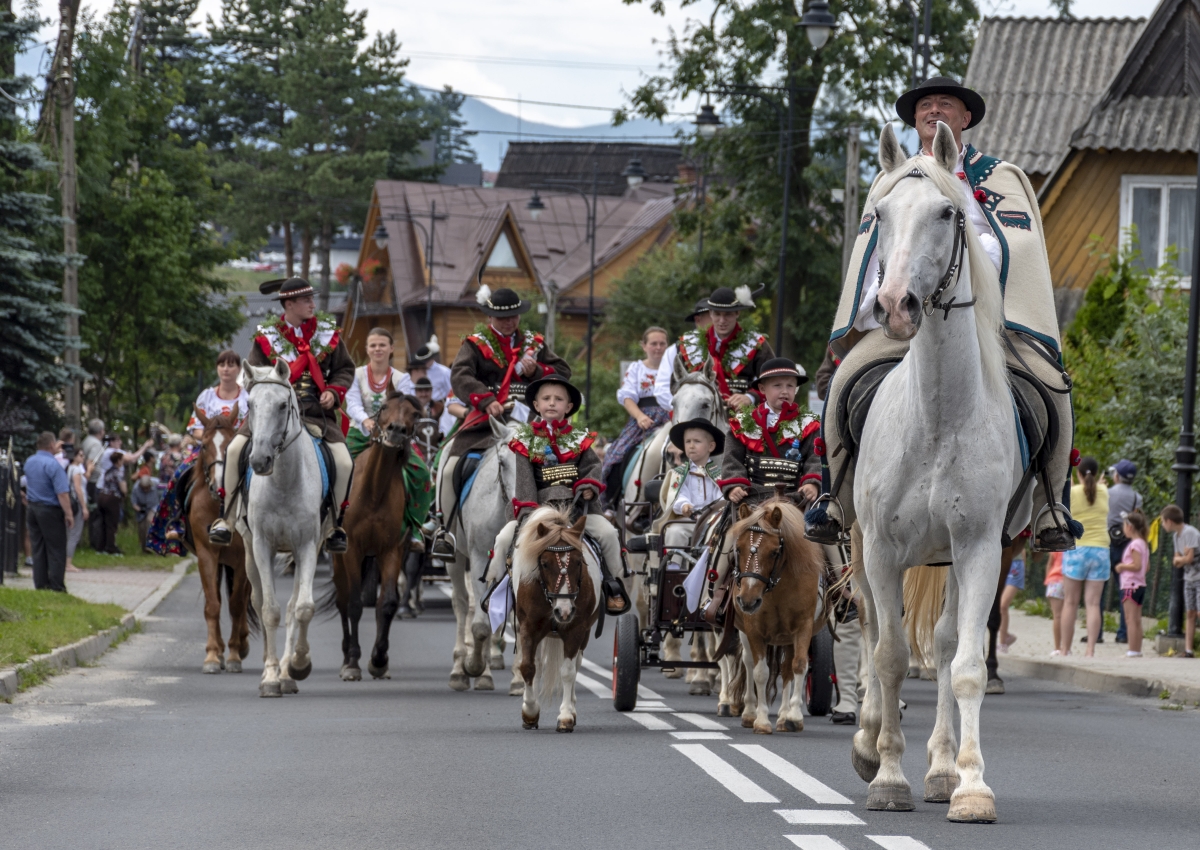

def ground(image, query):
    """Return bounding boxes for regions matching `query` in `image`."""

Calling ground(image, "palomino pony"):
[511,506,599,732]
[730,499,824,734]
[332,392,421,681]
[236,360,330,698]
[188,409,254,674]
[851,122,1033,823]
[435,416,519,692]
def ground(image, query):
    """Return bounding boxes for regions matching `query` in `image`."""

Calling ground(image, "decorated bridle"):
[538,543,582,606]
[875,169,975,323]
[367,397,416,451]
[246,371,303,459]
[733,524,786,593]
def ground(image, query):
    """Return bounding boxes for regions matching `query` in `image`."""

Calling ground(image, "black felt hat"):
[668,417,725,455]
[524,373,583,415]
[895,76,986,130]
[260,277,315,302]
[475,285,531,317]
[705,285,760,312]
[684,298,711,322]
[413,376,432,390]
[407,335,441,368]
[752,357,808,388]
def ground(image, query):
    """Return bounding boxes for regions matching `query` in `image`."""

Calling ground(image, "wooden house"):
[964,0,1199,324]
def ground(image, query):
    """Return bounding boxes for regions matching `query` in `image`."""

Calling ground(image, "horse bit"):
[733,526,785,592]
[540,544,581,605]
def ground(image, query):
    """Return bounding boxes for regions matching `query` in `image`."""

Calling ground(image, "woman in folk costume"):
[600,326,672,507]
[186,349,248,436]
[668,286,774,408]
[487,374,631,615]
[804,77,1079,552]
[652,299,711,409]
[208,277,356,553]
[344,327,406,458]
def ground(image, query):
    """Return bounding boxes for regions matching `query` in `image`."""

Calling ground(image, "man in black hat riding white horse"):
[209,277,356,553]
[804,76,1079,553]
[652,296,712,409]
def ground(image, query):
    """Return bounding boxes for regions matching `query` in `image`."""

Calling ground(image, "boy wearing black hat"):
[487,373,631,615]
[718,357,821,507]
[656,419,724,569]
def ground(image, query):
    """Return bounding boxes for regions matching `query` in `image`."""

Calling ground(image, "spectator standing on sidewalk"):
[1060,457,1110,656]
[65,446,90,572]
[1107,460,1143,643]
[81,418,105,549]
[1160,504,1200,657]
[1114,510,1150,657]
[1045,552,1066,655]
[96,435,152,555]
[131,468,161,551]
[24,432,74,591]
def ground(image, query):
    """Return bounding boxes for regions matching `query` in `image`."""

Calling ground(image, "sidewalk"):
[998,605,1200,704]
[4,566,182,612]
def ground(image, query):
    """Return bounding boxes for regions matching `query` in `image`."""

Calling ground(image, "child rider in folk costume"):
[487,374,631,616]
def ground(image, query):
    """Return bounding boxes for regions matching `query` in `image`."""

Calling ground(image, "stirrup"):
[208,521,232,547]
[602,577,632,615]
[804,494,849,545]
[326,526,348,554]
[430,529,456,565]
[1032,502,1078,553]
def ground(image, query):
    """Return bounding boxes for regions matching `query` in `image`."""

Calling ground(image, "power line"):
[404,50,653,71]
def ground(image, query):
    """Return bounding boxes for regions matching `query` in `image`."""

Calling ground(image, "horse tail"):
[535,636,565,711]
[765,644,784,707]
[903,565,947,669]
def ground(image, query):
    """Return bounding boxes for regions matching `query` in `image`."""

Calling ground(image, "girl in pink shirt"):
[1114,510,1150,657]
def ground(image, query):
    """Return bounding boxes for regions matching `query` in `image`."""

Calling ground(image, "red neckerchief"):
[706,324,740,399]
[751,401,799,458]
[279,318,327,393]
[531,419,576,461]
[488,325,522,404]
[490,325,520,365]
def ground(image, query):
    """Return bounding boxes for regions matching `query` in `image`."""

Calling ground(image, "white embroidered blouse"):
[617,360,661,407]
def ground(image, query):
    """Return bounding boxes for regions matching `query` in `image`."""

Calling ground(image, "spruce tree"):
[0,5,74,452]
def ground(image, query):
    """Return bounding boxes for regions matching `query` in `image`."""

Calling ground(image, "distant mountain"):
[451,92,688,171]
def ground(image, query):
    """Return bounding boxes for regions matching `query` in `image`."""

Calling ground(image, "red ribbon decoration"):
[279,318,327,394]
[751,402,800,458]
[706,325,740,399]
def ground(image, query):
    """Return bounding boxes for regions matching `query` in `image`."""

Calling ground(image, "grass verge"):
[73,524,184,571]
[0,587,125,669]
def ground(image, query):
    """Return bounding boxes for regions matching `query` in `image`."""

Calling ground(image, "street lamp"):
[798,1,837,50]
[526,190,546,221]
[694,102,724,139]
[373,221,388,251]
[622,157,646,188]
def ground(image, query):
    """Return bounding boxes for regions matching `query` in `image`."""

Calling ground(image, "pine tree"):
[0,5,75,452]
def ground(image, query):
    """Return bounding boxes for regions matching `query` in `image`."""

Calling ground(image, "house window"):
[1120,175,1196,282]
[486,231,519,269]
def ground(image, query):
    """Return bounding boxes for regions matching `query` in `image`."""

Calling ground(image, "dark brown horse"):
[332,392,421,681]
[513,506,598,732]
[188,409,254,673]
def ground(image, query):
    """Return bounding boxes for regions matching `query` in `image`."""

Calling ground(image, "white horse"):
[435,417,519,692]
[850,122,1032,823]
[236,361,330,698]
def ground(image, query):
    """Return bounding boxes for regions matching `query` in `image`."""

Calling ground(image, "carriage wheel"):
[612,613,640,712]
[804,625,835,717]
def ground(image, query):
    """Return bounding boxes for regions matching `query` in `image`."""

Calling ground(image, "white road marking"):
[785,837,849,850]
[669,731,730,740]
[626,712,675,731]
[730,745,853,804]
[633,703,674,712]
[673,712,727,730]
[775,810,865,825]
[865,837,933,850]
[671,744,780,803]
[579,656,663,700]
[574,673,611,699]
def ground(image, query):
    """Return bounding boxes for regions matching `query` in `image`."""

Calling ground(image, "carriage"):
[613,478,836,716]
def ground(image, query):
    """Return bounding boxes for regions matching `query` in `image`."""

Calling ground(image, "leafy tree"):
[0,6,76,452]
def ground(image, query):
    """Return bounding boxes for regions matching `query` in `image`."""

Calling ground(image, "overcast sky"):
[31,0,1157,128]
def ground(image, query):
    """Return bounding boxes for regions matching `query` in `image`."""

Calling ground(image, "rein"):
[733,524,786,592]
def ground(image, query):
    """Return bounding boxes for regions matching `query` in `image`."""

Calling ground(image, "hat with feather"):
[407,335,441,368]
[475,285,531,317]
[705,285,763,312]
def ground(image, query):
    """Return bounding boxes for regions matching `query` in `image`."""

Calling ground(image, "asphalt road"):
[2,570,1197,850]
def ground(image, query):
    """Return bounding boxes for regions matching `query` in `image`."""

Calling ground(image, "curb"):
[1002,655,1200,705]
[0,557,193,699]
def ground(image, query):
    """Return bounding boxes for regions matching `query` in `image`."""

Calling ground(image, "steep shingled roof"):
[962,16,1146,177]
[495,142,682,196]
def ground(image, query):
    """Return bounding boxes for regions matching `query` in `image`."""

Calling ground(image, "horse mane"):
[203,412,236,435]
[868,154,1008,398]
[729,498,822,578]
[513,506,583,584]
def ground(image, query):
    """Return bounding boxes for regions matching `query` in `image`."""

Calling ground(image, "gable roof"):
[962,16,1146,177]
[495,142,682,196]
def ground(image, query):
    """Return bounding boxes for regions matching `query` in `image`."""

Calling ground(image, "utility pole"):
[56,0,81,431]
[841,124,860,282]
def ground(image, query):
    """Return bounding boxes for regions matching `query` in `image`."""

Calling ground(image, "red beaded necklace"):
[367,365,392,394]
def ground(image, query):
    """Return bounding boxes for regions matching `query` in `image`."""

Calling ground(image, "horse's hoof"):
[924,773,959,803]
[226,659,243,674]
[867,784,915,812]
[741,716,756,729]
[986,677,1005,695]
[368,661,390,680]
[753,723,773,735]
[521,713,539,730]
[340,665,362,682]
[202,661,223,674]
[474,676,495,691]
[662,666,683,679]
[556,717,576,733]
[717,704,732,717]
[508,679,525,696]
[947,791,997,823]
[851,740,881,783]
[778,719,802,733]
[259,681,282,698]
[689,682,711,696]
[449,672,470,691]
[280,678,299,695]
[287,660,312,681]
[489,655,505,671]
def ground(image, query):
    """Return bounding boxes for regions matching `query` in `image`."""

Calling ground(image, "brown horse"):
[189,409,255,673]
[332,392,421,681]
[513,506,599,732]
[730,498,824,734]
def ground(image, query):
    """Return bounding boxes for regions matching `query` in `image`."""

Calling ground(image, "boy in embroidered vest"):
[488,374,631,615]
[719,358,821,507]
[655,418,724,569]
